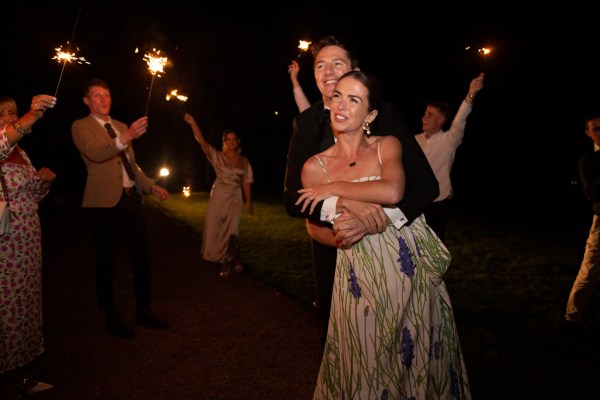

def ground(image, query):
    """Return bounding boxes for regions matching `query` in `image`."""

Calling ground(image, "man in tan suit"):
[72,78,169,339]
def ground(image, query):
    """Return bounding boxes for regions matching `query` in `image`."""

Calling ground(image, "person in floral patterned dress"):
[0,94,57,399]
[297,71,470,399]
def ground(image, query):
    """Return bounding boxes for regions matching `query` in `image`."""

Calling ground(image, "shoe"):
[220,262,231,277]
[135,308,169,329]
[18,378,54,394]
[106,311,135,338]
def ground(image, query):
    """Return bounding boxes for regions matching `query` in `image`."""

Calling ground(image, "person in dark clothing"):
[564,112,600,331]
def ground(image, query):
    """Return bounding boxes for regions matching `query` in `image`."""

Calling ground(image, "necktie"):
[104,123,136,181]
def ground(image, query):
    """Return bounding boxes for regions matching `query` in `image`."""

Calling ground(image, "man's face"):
[586,117,600,147]
[83,86,111,118]
[422,105,446,134]
[313,45,352,103]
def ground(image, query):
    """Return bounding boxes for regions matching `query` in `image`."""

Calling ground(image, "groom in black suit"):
[283,36,439,344]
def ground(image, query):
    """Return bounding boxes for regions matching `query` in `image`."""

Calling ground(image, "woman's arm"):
[242,181,254,215]
[297,136,405,214]
[183,113,211,156]
[306,220,336,247]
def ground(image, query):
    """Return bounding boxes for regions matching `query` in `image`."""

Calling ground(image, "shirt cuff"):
[385,207,408,229]
[321,196,340,223]
[116,139,128,151]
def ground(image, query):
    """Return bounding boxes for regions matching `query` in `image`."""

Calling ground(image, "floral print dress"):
[0,132,48,373]
[312,175,471,400]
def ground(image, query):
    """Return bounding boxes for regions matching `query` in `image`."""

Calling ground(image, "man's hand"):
[119,116,148,146]
[333,198,391,248]
[151,184,169,201]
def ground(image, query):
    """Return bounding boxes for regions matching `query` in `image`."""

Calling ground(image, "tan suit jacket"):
[71,115,155,208]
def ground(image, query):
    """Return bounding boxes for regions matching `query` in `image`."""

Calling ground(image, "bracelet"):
[468,94,475,100]
[13,122,32,138]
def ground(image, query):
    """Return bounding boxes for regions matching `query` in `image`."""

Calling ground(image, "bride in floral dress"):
[297,71,471,400]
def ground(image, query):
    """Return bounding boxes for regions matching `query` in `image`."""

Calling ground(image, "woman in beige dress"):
[184,113,254,277]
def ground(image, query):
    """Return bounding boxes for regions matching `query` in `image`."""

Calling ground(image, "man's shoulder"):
[581,150,600,163]
[72,115,94,129]
[296,101,324,121]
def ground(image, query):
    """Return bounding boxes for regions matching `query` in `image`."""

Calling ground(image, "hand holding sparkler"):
[465,73,485,103]
[4,94,57,142]
[30,94,58,114]
[118,116,149,146]
[287,59,310,113]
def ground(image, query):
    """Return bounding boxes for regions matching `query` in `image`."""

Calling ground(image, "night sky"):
[5,3,600,216]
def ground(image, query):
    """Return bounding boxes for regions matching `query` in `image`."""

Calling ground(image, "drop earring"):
[364,122,371,138]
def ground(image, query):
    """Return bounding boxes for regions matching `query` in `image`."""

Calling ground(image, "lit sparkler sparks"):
[142,48,170,115]
[52,45,90,65]
[478,47,492,71]
[166,89,188,113]
[52,44,91,97]
[52,6,84,97]
[166,89,188,102]
[144,49,169,77]
[297,40,312,58]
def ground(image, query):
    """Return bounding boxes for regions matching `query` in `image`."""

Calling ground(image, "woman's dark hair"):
[337,70,383,112]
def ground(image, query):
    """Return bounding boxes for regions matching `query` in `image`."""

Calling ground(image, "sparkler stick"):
[297,40,311,59]
[53,6,84,97]
[166,89,188,113]
[143,49,169,115]
[479,21,495,72]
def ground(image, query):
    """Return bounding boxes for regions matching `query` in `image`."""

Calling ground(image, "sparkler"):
[143,48,170,115]
[53,6,85,97]
[478,47,492,72]
[166,89,188,113]
[297,40,311,58]
[52,44,90,97]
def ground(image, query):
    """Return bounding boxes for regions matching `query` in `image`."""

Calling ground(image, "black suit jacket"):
[283,99,439,225]
[580,149,600,216]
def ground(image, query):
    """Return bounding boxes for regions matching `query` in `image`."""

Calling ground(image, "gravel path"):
[34,200,322,400]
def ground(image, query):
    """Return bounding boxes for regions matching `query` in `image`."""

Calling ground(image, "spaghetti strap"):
[377,140,382,166]
[313,155,332,183]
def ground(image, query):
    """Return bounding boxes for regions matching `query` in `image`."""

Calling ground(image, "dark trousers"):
[311,239,337,345]
[86,191,152,313]
[423,198,453,243]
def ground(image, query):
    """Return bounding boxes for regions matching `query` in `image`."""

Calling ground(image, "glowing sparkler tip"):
[298,40,312,52]
[52,45,90,65]
[166,89,188,102]
[143,49,170,76]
